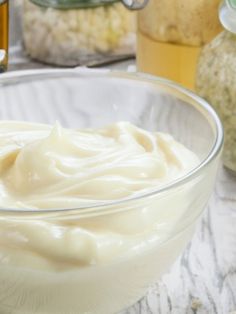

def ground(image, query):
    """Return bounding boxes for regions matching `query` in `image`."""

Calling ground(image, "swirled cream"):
[0,121,201,314]
[0,121,198,209]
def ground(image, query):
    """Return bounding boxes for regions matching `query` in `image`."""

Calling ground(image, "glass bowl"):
[0,69,223,314]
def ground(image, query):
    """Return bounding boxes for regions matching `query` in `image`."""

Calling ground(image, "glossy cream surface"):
[0,121,198,210]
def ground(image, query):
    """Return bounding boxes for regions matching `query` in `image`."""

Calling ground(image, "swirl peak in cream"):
[0,121,198,209]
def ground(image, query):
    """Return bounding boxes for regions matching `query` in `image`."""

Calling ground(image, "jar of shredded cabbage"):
[196,0,236,173]
[22,0,140,66]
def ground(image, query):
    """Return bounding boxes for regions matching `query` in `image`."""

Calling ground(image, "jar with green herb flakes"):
[196,0,236,173]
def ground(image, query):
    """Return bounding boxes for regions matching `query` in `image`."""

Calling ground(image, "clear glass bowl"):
[0,69,223,314]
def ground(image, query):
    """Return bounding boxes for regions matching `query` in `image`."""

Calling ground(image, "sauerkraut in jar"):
[23,0,137,66]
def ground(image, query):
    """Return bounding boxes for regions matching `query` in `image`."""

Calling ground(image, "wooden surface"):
[121,166,236,314]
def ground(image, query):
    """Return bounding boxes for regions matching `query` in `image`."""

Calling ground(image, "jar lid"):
[219,0,236,34]
[30,0,148,10]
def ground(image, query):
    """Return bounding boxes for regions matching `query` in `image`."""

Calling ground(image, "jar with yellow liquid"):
[137,0,222,89]
[0,0,8,72]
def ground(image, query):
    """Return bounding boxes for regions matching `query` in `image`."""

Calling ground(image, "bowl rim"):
[0,69,224,216]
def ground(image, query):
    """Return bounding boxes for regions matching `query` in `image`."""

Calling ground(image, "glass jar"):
[22,0,143,66]
[137,0,222,90]
[196,0,236,174]
[0,0,8,72]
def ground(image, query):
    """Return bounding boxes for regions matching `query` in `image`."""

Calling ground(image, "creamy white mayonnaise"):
[0,121,198,209]
[0,121,200,314]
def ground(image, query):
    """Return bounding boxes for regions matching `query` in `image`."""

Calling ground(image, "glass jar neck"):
[227,0,236,8]
[219,0,236,34]
[30,0,148,10]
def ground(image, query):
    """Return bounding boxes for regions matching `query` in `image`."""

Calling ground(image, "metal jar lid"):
[30,0,148,10]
